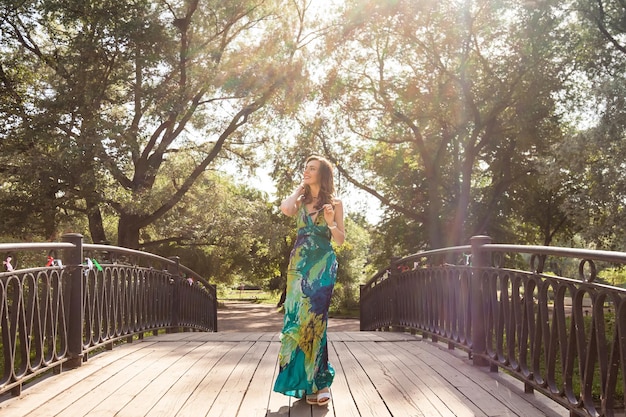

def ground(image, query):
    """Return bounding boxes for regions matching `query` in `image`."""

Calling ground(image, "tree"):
[143,163,293,285]
[332,213,374,310]
[296,0,569,252]
[0,0,310,248]
[544,0,626,249]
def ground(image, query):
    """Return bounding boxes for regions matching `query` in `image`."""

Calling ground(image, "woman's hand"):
[322,203,335,225]
[323,200,345,245]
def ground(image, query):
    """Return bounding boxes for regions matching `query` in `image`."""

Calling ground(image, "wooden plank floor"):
[0,331,568,417]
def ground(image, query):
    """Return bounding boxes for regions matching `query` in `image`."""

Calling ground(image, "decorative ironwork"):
[361,236,626,417]
[0,235,216,397]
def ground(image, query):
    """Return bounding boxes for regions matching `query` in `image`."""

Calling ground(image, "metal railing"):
[0,234,217,397]
[360,235,626,417]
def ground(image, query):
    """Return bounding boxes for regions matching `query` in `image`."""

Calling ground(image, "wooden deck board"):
[238,341,280,417]
[332,341,394,417]
[177,342,254,416]
[0,332,570,417]
[27,341,178,417]
[405,341,557,417]
[146,341,231,417]
[58,342,200,417]
[388,339,486,416]
[359,340,453,417]
[119,342,222,417]
[326,341,361,417]
[0,340,159,417]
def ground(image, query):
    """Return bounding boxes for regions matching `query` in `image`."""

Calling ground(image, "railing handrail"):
[396,244,472,264]
[83,243,175,265]
[0,242,75,252]
[365,241,626,287]
[393,242,626,269]
[0,240,213,289]
[488,243,626,263]
[364,245,472,288]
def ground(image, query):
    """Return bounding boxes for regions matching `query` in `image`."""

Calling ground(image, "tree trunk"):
[117,213,141,249]
[86,199,107,244]
[448,159,474,248]
[425,177,444,249]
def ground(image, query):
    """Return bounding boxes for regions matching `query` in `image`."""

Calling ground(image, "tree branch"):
[316,129,426,223]
[592,0,626,54]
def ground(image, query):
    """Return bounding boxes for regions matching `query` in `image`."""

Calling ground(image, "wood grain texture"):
[0,332,569,417]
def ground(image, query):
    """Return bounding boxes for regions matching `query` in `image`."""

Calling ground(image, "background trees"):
[1,0,626,290]
[288,0,570,254]
[550,0,626,250]
[0,0,308,249]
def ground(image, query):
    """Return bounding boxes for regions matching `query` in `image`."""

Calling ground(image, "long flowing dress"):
[273,204,337,398]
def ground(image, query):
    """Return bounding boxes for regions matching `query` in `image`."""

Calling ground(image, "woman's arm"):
[280,184,304,216]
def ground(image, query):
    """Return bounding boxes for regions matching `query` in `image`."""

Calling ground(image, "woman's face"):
[303,159,321,186]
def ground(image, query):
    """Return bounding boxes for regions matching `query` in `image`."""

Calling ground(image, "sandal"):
[305,394,318,405]
[317,389,331,406]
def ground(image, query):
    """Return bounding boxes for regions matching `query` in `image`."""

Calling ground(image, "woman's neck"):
[309,186,321,198]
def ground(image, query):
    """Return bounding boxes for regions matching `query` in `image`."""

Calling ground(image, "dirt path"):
[217,300,360,332]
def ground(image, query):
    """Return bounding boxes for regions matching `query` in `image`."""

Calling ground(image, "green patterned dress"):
[273,204,337,398]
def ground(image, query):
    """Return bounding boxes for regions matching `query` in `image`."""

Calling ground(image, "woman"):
[273,155,345,406]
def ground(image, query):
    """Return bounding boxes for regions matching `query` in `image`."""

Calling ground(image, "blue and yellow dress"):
[273,204,337,398]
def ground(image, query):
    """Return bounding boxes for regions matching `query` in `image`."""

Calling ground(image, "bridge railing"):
[361,235,626,417]
[0,233,217,397]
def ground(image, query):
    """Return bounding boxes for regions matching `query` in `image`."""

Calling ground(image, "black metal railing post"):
[390,256,400,331]
[62,233,84,368]
[168,256,180,332]
[470,235,491,366]
[359,284,365,331]
[211,284,218,332]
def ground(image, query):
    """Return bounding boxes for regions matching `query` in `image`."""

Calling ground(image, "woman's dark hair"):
[303,155,335,209]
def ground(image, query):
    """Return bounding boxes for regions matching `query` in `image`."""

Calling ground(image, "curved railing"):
[361,235,626,417]
[0,234,217,397]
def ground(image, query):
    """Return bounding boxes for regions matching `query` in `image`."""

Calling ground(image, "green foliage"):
[140,169,292,286]
[3,0,626,301]
[598,267,626,287]
[0,0,309,249]
[334,215,374,284]
[217,287,281,305]
[331,214,375,309]
[282,0,574,255]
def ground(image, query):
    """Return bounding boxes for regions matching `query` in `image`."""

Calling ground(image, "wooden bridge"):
[5,236,625,416]
[0,303,567,417]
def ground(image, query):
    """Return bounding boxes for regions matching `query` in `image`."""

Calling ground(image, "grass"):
[329,307,360,319]
[216,288,360,318]
[217,288,281,305]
